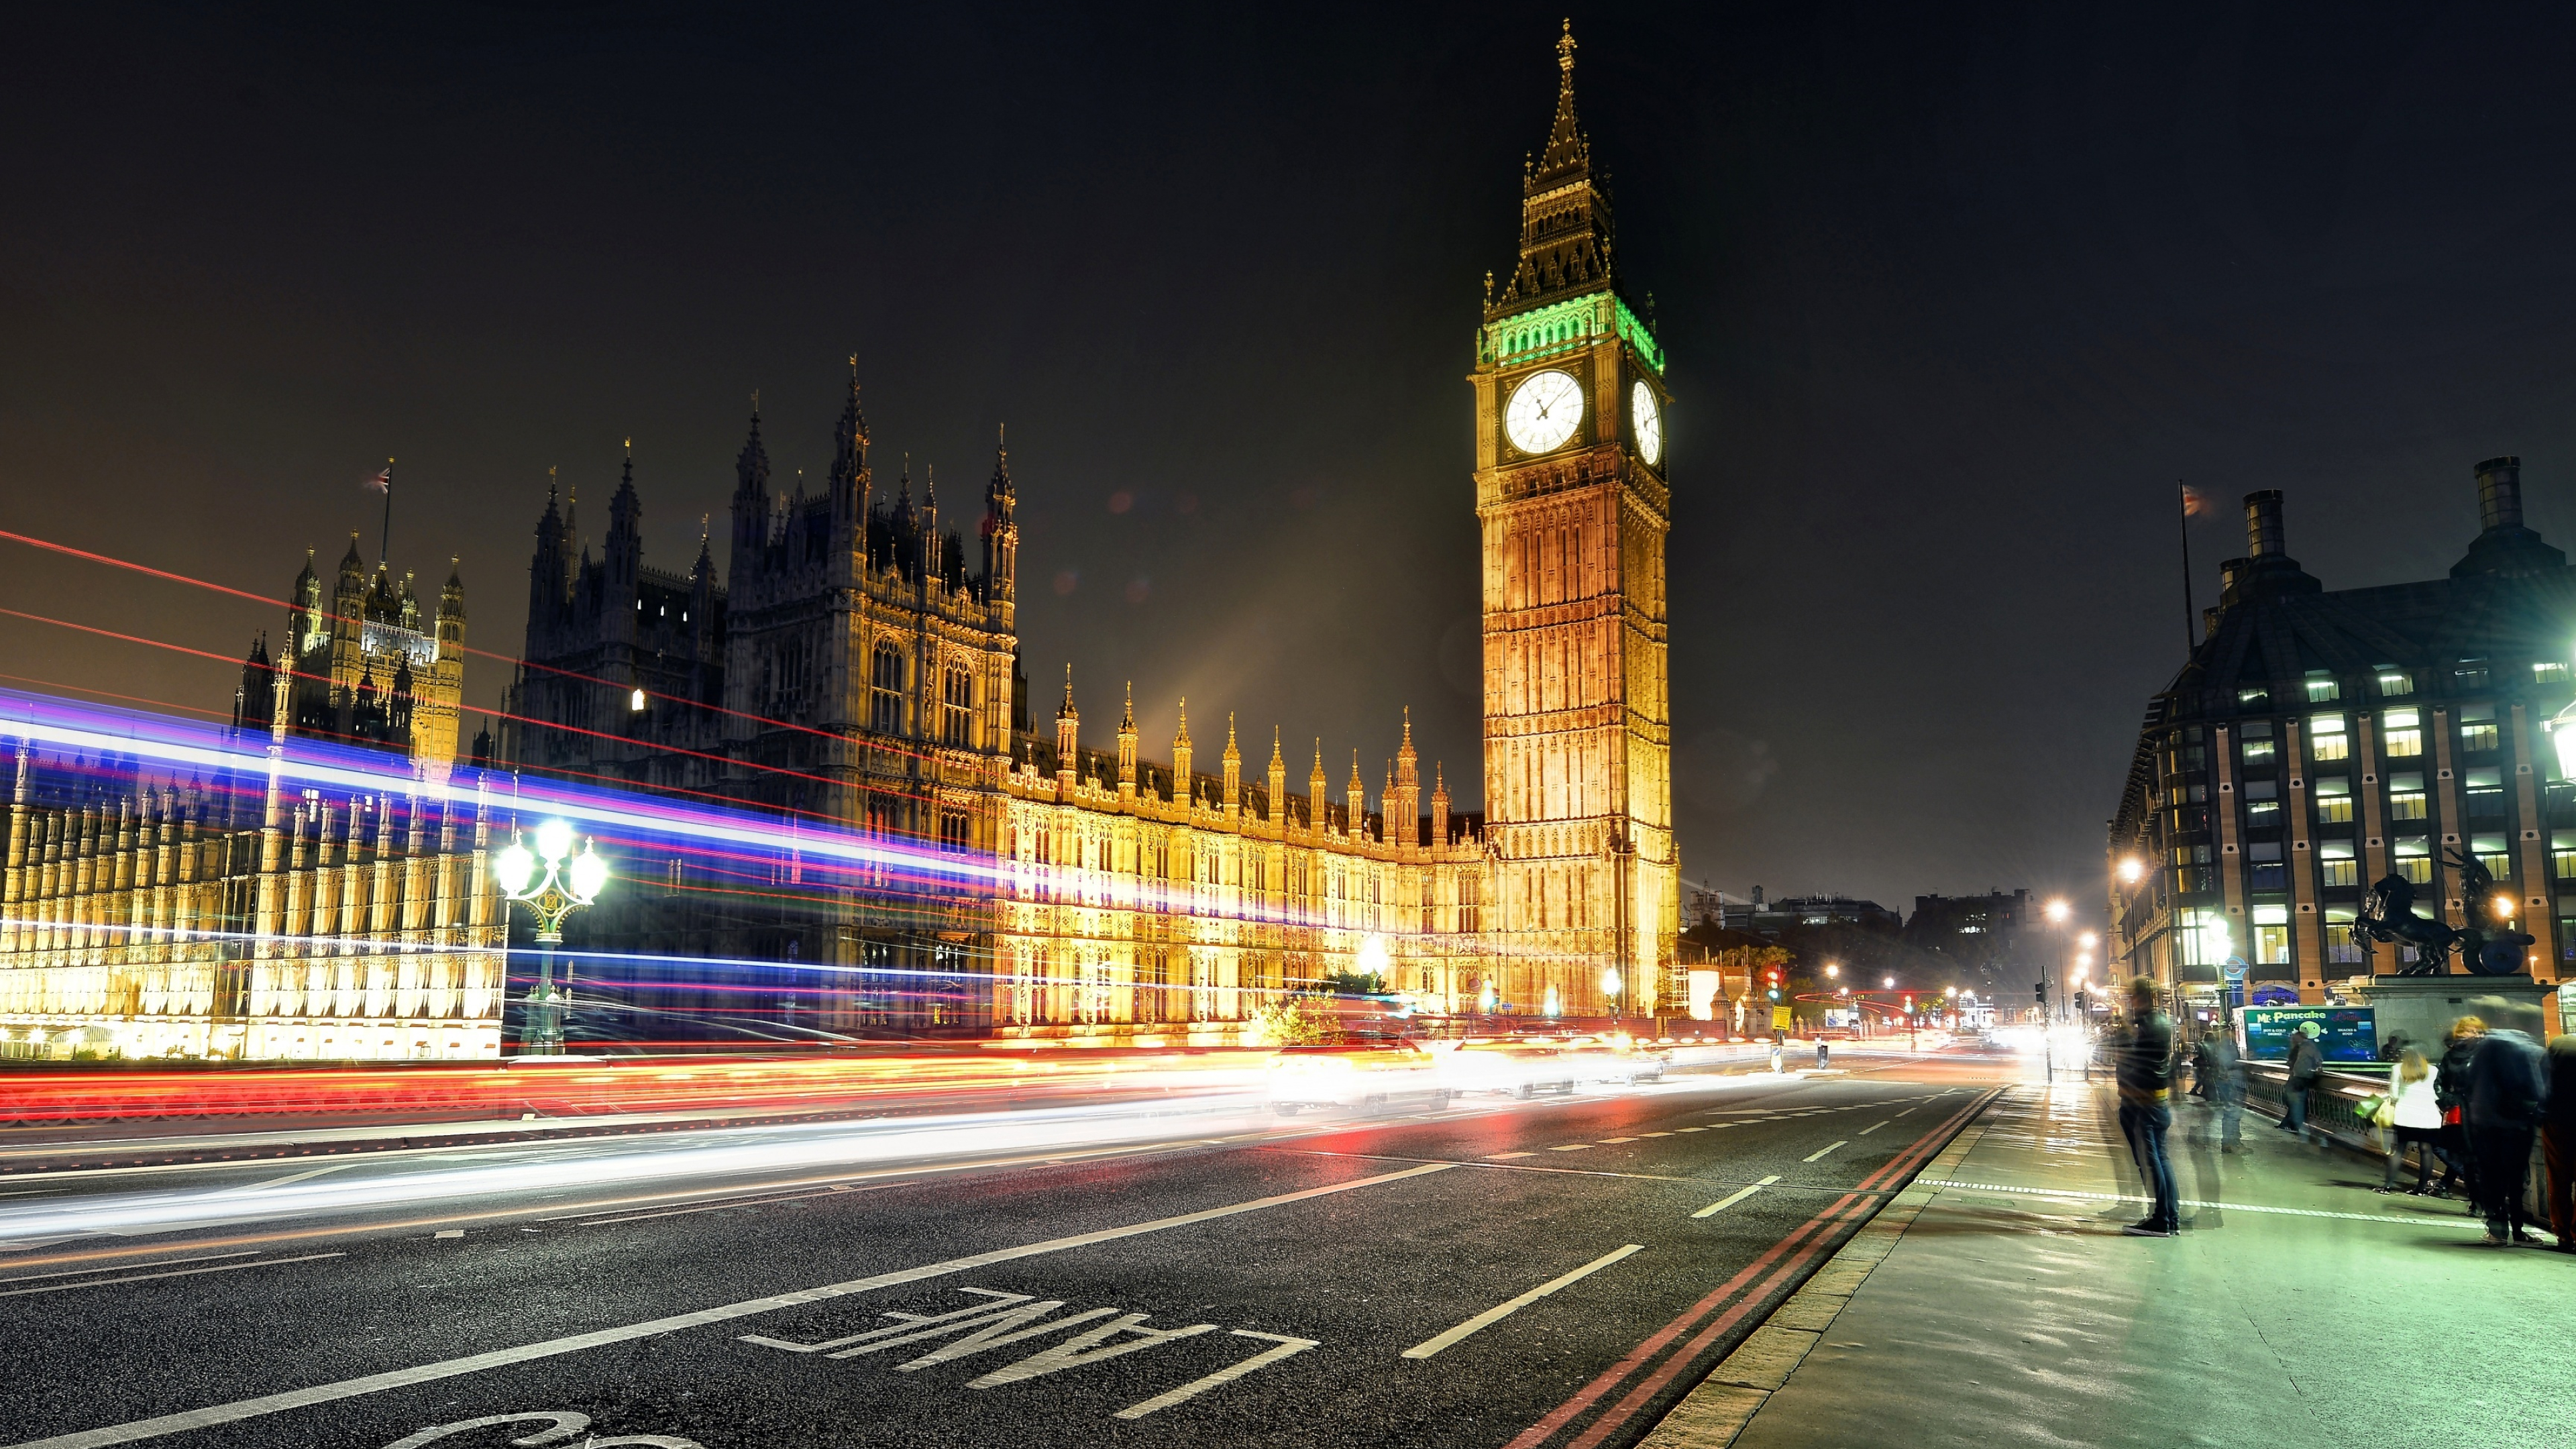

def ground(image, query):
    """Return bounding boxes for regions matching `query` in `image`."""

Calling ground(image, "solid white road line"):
[1398,1243,1645,1360]
[0,1253,343,1298]
[6,1161,1456,1449]
[1690,1176,1780,1218]
[1803,1141,1849,1163]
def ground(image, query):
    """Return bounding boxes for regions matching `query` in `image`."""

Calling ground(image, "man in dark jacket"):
[2434,1019,2487,1200]
[2116,977,2179,1236]
[2544,1032,2576,1252]
[2465,1026,2548,1246]
[2195,1030,2246,1151]
[2279,1022,2324,1143]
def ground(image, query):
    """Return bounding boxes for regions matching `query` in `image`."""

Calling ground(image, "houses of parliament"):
[0,26,1676,1057]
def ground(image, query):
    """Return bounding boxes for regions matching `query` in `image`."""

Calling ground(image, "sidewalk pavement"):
[1642,1080,2574,1449]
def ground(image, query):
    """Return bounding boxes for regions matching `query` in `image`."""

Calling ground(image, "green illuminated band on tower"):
[1479,291,1662,374]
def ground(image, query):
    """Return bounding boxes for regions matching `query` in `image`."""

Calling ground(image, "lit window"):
[2238,687,2269,708]
[2555,830,2576,880]
[2459,702,2498,753]
[2320,839,2357,888]
[2392,837,2432,883]
[2325,906,2362,963]
[2304,672,2341,703]
[2383,708,2422,757]
[629,688,646,712]
[2247,798,2280,824]
[2253,904,2290,964]
[2243,738,2276,765]
[2309,714,2349,761]
[2455,659,2490,690]
[2312,776,2353,824]
[2377,669,2414,697]
[2533,661,2568,685]
[2472,834,2511,875]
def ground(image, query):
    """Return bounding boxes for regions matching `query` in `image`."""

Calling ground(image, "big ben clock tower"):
[1474,22,1676,1017]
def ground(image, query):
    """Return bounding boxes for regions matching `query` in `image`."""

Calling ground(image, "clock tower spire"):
[1471,21,1676,1020]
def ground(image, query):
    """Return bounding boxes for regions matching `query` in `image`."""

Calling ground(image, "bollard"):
[1769,1045,1783,1075]
[1816,1040,1830,1070]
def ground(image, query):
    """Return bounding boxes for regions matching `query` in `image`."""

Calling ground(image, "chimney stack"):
[2243,490,2286,558]
[2474,456,2523,533]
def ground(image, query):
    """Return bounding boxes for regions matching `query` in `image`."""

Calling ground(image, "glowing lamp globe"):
[568,843,609,904]
[1601,967,1622,996]
[494,839,536,897]
[534,818,576,864]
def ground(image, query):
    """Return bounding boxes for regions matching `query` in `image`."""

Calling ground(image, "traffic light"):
[1765,967,1781,1002]
[2035,981,2047,1006]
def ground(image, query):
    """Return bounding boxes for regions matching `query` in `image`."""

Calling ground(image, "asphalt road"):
[0,1050,2011,1449]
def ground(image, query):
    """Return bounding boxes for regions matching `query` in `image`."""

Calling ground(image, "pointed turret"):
[1347,749,1366,841]
[1267,727,1287,828]
[1172,699,1194,805]
[981,425,1018,619]
[1393,708,1421,852]
[1222,712,1241,812]
[828,362,869,556]
[606,443,642,592]
[1491,20,1619,318]
[1055,665,1079,793]
[1310,741,1328,831]
[1118,682,1138,796]
[1432,762,1451,846]
[730,400,770,567]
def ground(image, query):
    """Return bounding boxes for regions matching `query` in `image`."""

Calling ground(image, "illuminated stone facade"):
[0,741,506,1061]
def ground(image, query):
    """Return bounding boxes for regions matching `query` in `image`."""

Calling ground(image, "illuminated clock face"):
[1505,369,1584,454]
[1631,381,1662,466]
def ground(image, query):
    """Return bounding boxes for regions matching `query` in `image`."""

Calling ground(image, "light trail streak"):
[0,1088,1273,1249]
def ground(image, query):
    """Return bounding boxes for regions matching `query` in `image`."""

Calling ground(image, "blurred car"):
[1558,1034,1670,1085]
[1267,1037,1451,1115]
[1442,1038,1578,1098]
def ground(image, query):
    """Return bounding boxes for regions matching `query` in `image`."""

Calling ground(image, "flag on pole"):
[2179,482,2206,517]
[364,466,392,494]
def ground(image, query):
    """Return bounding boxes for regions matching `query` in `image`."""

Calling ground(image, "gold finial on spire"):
[1122,680,1134,730]
[1226,712,1238,751]
[751,388,759,415]
[1558,17,1576,74]
[1175,697,1191,747]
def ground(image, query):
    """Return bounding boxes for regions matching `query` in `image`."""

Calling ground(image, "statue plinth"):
[2351,972,2554,1050]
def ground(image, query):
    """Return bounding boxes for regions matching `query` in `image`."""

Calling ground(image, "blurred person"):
[2434,1018,2487,1203]
[2194,1028,2246,1152]
[2278,1020,2324,1143]
[2115,977,2179,1238]
[2544,1030,2576,1252]
[2378,1047,2442,1195]
[2464,1022,2547,1246]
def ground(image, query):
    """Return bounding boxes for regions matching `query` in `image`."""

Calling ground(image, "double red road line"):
[1509,1089,1998,1449]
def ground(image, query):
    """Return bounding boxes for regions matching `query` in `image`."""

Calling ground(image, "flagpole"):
[2178,479,2195,653]
[380,458,395,568]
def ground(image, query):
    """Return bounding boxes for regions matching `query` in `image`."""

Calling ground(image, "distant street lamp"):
[495,818,609,1056]
[2117,857,2145,883]
[1602,966,1624,1020]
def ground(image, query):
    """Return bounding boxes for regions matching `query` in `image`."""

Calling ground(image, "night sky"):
[7,3,2576,917]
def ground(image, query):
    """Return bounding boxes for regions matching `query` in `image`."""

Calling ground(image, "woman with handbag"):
[2377,1047,2442,1194]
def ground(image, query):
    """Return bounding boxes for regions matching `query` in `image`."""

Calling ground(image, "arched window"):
[943,665,973,748]
[870,642,904,736]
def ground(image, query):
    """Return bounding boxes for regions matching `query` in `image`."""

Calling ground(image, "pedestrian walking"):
[2434,1018,2487,1202]
[2115,977,2180,1238]
[2463,1024,2547,1246]
[2376,1047,2441,1195]
[2279,1020,2324,1142]
[2195,1029,2246,1152]
[2544,1030,2576,1253]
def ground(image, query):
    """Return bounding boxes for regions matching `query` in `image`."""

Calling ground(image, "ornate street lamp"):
[1601,965,1623,1021]
[494,818,608,1056]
